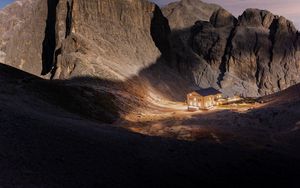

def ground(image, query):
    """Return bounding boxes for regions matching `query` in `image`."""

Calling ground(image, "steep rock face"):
[162,0,220,30]
[170,7,300,96]
[0,0,170,82]
[0,0,47,75]
[168,8,236,90]
[221,9,300,96]
[53,0,167,81]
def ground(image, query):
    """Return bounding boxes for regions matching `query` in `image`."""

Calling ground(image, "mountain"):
[1,0,300,98]
[0,0,300,187]
[164,1,300,97]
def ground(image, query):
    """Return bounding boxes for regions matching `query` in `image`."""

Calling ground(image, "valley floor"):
[121,101,263,141]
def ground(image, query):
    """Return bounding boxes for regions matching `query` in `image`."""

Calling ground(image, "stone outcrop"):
[221,9,300,96]
[168,6,300,96]
[162,0,220,30]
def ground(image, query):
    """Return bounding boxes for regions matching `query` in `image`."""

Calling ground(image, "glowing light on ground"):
[120,97,262,142]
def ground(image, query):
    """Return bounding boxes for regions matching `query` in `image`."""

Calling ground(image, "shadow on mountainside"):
[2,2,300,187]
[0,54,192,123]
[167,19,300,97]
[1,62,300,187]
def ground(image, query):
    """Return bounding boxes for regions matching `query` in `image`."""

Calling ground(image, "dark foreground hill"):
[0,64,300,187]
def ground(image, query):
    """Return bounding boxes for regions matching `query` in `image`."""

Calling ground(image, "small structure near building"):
[187,88,222,111]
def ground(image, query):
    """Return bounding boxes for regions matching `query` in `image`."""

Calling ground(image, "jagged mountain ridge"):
[164,0,300,96]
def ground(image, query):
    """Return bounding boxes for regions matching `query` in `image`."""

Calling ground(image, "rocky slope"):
[166,2,300,96]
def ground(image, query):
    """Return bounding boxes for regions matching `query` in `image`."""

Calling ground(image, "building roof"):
[193,88,221,96]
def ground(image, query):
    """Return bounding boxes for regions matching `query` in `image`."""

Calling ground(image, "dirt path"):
[117,100,263,142]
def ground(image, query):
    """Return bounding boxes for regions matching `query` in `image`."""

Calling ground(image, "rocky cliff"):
[52,0,170,81]
[166,1,300,96]
[0,0,47,74]
[0,0,170,82]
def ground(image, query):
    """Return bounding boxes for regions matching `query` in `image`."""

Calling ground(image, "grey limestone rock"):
[168,5,300,97]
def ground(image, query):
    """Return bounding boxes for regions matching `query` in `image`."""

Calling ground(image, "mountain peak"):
[162,0,221,30]
[210,8,237,28]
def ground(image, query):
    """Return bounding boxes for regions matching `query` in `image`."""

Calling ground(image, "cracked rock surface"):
[166,3,300,97]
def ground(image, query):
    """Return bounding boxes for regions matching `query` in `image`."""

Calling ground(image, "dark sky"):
[151,0,300,28]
